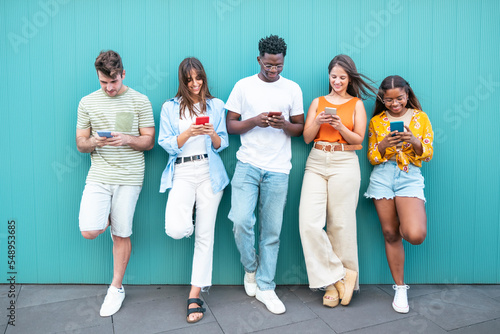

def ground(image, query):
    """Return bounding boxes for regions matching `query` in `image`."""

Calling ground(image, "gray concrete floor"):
[2,284,500,333]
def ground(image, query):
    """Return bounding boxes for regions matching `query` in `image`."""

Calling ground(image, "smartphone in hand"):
[324,107,337,115]
[390,121,404,135]
[267,111,282,117]
[97,131,113,138]
[196,116,210,125]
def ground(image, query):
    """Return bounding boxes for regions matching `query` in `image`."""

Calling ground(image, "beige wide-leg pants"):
[299,146,360,290]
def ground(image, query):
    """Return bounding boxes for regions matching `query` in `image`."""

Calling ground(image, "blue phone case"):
[390,121,404,134]
[97,131,112,138]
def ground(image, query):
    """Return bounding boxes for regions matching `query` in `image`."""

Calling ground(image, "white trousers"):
[165,159,223,289]
[299,147,360,290]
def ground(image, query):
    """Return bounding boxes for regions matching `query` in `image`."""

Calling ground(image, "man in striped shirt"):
[76,50,155,317]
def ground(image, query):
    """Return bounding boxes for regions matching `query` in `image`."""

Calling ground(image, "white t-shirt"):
[225,74,304,174]
[178,104,207,157]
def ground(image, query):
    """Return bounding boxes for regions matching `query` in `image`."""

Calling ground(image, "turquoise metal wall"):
[1,0,499,285]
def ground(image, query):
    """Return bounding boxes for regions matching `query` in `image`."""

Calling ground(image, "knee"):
[382,229,401,244]
[166,225,193,240]
[231,218,248,235]
[81,230,101,240]
[404,230,427,245]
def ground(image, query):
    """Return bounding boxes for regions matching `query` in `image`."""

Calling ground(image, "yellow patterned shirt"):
[367,109,433,172]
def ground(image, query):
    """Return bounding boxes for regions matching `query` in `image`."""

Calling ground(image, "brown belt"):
[314,143,362,152]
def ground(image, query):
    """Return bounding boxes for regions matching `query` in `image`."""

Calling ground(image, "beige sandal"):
[334,269,358,306]
[322,285,339,307]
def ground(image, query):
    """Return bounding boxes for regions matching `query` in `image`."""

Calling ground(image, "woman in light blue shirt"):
[158,57,229,324]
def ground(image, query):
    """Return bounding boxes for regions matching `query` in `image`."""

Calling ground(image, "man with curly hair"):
[225,35,304,314]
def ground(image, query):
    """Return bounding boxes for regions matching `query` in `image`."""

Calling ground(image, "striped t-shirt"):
[77,87,155,185]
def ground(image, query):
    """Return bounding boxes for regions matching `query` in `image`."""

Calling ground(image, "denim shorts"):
[364,161,426,202]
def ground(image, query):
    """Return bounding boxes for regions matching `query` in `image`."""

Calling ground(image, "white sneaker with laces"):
[255,288,286,314]
[100,285,125,317]
[392,284,409,313]
[244,272,257,297]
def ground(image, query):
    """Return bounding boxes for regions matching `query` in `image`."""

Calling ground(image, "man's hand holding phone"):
[267,111,285,129]
[94,131,114,147]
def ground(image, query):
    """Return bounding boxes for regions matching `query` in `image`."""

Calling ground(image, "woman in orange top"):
[364,76,433,314]
[299,55,376,308]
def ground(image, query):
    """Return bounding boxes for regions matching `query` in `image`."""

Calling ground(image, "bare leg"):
[374,198,405,285]
[110,236,131,288]
[395,197,427,245]
[187,285,202,322]
[374,197,427,286]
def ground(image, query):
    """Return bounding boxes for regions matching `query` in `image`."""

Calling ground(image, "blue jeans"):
[229,161,289,291]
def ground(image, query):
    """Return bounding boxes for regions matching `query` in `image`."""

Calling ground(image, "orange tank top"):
[314,96,359,143]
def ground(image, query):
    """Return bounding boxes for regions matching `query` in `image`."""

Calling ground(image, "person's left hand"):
[396,125,419,146]
[268,114,286,129]
[201,123,216,136]
[329,115,344,131]
[108,132,131,146]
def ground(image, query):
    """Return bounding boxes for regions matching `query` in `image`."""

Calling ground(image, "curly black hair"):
[258,35,287,57]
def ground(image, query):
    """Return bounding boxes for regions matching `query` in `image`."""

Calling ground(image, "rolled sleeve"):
[415,114,434,162]
[367,120,386,165]
[211,99,229,153]
[158,101,182,155]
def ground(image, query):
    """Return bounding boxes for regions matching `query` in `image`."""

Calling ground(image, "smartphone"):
[195,116,210,125]
[267,111,282,117]
[97,131,113,138]
[390,121,404,135]
[324,107,337,115]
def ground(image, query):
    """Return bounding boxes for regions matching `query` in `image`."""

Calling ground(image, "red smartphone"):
[267,111,282,117]
[195,116,209,125]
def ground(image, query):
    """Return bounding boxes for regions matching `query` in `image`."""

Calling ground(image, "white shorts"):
[79,182,142,237]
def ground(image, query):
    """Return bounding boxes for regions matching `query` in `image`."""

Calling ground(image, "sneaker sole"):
[392,302,409,313]
[255,293,285,314]
[244,282,257,297]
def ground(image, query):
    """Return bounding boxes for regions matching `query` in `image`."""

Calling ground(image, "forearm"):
[338,127,364,145]
[303,123,320,144]
[210,133,221,149]
[227,118,257,135]
[412,140,423,156]
[283,120,304,137]
[126,134,155,151]
[177,130,191,148]
[76,136,97,153]
[377,144,387,158]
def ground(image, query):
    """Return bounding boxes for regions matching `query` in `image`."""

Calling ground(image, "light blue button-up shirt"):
[158,97,229,193]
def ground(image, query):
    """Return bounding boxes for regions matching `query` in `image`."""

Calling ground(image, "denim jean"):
[229,161,289,291]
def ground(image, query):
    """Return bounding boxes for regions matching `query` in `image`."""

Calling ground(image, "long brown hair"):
[328,54,377,99]
[373,75,422,117]
[176,57,213,119]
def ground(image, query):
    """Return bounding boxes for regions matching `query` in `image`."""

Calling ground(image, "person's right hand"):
[94,134,109,147]
[314,111,334,125]
[378,130,403,152]
[187,123,205,137]
[253,112,270,128]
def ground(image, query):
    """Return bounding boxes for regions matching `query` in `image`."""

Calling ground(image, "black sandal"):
[186,298,206,323]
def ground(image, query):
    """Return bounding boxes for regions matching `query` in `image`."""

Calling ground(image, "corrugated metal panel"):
[1,0,499,285]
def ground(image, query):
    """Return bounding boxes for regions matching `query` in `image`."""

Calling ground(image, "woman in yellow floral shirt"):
[364,76,433,314]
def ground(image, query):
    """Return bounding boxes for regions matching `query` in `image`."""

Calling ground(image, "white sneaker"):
[392,284,409,313]
[255,288,286,314]
[100,285,125,317]
[244,272,257,297]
